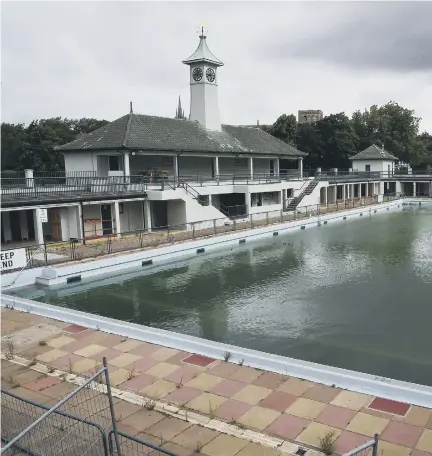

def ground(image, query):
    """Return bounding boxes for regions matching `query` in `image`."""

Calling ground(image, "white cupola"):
[182,29,224,131]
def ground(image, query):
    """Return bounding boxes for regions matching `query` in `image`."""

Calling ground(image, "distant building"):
[298,110,323,124]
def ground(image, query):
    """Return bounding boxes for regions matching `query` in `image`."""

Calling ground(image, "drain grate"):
[196,248,205,254]
[142,259,153,266]
[67,275,81,284]
[296,448,307,456]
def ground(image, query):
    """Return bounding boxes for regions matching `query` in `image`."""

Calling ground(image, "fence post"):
[266,212,269,225]
[250,214,253,228]
[372,434,379,456]
[192,223,196,239]
[213,219,217,235]
[103,357,122,456]
[43,241,48,266]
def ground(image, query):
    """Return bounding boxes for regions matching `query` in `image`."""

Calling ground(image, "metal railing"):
[108,431,180,456]
[1,358,119,456]
[343,434,379,456]
[1,195,402,274]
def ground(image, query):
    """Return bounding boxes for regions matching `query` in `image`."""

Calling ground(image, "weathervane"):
[197,21,208,38]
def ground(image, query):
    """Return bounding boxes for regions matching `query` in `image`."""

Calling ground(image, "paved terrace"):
[2,309,432,456]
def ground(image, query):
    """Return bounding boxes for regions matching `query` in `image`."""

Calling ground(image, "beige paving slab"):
[331,391,373,411]
[146,417,192,442]
[109,353,142,368]
[229,366,262,383]
[346,412,389,437]
[185,373,223,391]
[109,368,131,387]
[112,339,143,352]
[276,377,314,396]
[72,358,99,374]
[296,422,341,448]
[286,398,327,419]
[47,335,76,348]
[36,348,68,363]
[185,392,227,415]
[119,409,165,432]
[237,406,280,431]
[145,362,180,378]
[400,406,432,427]
[378,441,411,456]
[141,379,177,399]
[201,434,249,456]
[151,347,180,362]
[236,442,282,456]
[74,344,106,357]
[232,385,272,405]
[416,429,432,452]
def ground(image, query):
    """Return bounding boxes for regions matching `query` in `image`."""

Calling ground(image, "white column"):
[214,156,219,179]
[124,152,130,177]
[413,182,416,197]
[173,155,179,182]
[25,169,34,187]
[76,205,83,239]
[275,158,280,176]
[351,184,355,198]
[322,187,327,205]
[20,211,29,240]
[298,158,303,179]
[114,201,121,238]
[34,209,44,245]
[2,212,12,242]
[144,200,152,232]
[248,157,254,179]
[342,185,346,201]
[365,183,369,198]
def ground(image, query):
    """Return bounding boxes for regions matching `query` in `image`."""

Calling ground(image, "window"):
[365,165,371,172]
[235,157,247,166]
[108,155,123,171]
[162,156,174,166]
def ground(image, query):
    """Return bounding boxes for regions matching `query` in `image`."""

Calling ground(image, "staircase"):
[286,177,320,211]
[179,180,242,218]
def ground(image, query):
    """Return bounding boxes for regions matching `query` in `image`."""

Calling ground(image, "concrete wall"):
[64,152,96,173]
[82,204,102,238]
[167,200,187,227]
[352,160,394,173]
[119,201,145,233]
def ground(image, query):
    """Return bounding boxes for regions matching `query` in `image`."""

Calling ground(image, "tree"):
[299,113,359,169]
[266,114,297,147]
[1,117,108,172]
[350,102,426,165]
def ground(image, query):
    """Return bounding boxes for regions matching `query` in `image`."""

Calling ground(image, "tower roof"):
[182,29,224,66]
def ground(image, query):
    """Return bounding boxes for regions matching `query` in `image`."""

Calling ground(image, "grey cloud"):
[268,3,432,73]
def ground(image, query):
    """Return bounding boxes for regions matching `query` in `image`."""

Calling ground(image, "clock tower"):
[182,29,224,131]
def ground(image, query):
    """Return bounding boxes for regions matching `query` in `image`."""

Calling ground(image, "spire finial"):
[198,21,208,38]
[130,101,133,113]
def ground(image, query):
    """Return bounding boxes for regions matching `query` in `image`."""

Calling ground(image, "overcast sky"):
[2,1,432,132]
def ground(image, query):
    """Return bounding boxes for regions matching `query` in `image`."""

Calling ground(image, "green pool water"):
[12,204,432,386]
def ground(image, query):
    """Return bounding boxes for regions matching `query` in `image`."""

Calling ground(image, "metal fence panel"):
[1,358,118,456]
[108,431,180,456]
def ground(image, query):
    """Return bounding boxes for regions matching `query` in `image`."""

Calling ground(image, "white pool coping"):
[2,295,432,409]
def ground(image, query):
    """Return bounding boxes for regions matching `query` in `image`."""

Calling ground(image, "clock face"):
[206,68,216,83]
[192,67,203,82]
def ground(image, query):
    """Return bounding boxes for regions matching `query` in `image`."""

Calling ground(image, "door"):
[50,209,63,242]
[100,204,113,235]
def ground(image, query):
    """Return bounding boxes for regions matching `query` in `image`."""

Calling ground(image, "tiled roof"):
[351,144,398,161]
[56,113,307,157]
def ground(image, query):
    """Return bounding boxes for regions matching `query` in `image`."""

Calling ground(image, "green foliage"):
[267,101,430,169]
[1,117,108,172]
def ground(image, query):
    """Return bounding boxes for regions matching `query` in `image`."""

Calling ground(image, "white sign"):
[0,248,27,272]
[39,208,48,223]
